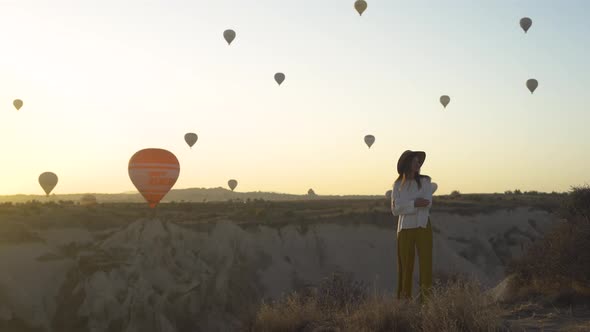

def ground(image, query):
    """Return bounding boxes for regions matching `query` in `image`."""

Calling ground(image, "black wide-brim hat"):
[397,150,426,175]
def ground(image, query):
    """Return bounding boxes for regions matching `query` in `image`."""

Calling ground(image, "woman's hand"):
[414,198,430,207]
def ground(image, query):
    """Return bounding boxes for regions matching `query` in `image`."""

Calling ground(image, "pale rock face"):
[0,207,557,331]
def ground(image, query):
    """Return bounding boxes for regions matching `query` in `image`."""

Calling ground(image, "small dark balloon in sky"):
[355,0,367,16]
[274,73,285,85]
[526,79,538,94]
[364,135,375,148]
[13,99,23,110]
[223,29,236,45]
[520,17,532,33]
[184,133,198,148]
[228,179,238,191]
[39,172,58,196]
[440,95,450,108]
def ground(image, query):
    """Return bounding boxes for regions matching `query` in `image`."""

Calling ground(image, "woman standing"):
[391,150,435,302]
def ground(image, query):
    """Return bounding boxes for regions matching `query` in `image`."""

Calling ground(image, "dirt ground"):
[502,302,590,331]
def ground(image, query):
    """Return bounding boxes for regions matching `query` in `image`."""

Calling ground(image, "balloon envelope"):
[440,95,450,108]
[13,99,23,110]
[184,133,198,148]
[354,0,367,16]
[526,79,538,94]
[128,148,180,208]
[39,172,58,196]
[274,73,285,85]
[520,17,532,33]
[364,135,375,148]
[228,179,238,191]
[223,29,236,45]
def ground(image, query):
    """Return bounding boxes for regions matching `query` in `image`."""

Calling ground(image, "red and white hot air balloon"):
[128,148,180,208]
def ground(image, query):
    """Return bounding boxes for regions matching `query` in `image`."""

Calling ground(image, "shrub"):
[507,185,590,304]
[562,185,590,221]
[450,190,461,199]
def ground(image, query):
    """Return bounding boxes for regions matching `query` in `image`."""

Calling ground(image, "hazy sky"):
[1,0,589,196]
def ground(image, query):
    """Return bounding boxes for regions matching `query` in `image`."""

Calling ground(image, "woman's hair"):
[394,155,430,190]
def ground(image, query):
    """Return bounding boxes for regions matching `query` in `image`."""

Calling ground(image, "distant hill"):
[0,187,383,203]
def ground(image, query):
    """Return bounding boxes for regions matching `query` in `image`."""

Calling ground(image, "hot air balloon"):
[184,133,198,148]
[13,99,23,110]
[440,95,450,108]
[364,135,375,148]
[354,0,367,16]
[223,29,236,45]
[520,17,532,33]
[128,148,180,208]
[39,172,58,196]
[274,73,285,86]
[228,179,238,191]
[526,79,538,94]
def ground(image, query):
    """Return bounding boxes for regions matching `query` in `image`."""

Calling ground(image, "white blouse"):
[391,177,434,233]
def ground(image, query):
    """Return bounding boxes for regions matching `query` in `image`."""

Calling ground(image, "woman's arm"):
[424,178,433,209]
[391,182,418,216]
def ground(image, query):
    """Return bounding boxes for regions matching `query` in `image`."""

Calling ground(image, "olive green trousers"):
[396,219,433,302]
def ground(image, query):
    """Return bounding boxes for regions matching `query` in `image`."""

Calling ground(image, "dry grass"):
[247,273,507,332]
[253,294,327,332]
[344,296,418,332]
[419,279,505,332]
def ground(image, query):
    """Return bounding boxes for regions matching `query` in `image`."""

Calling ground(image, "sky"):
[1,0,589,196]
